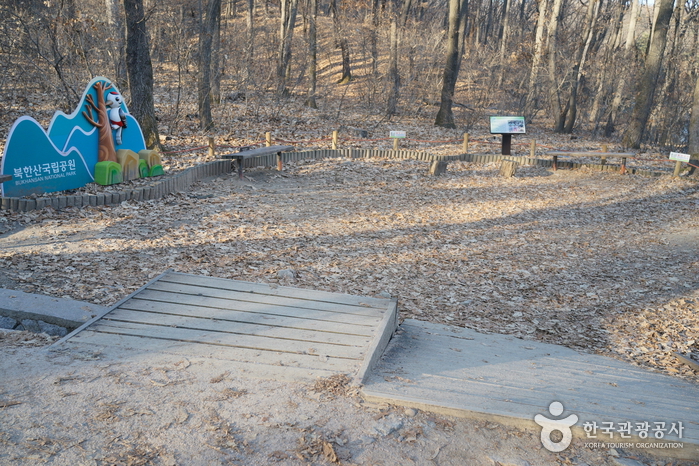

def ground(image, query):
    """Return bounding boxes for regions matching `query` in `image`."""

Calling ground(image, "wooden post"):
[393,138,399,150]
[266,132,272,147]
[463,133,469,153]
[332,130,338,150]
[530,140,536,158]
[208,137,215,158]
[552,155,558,171]
[673,161,683,177]
[429,160,448,176]
[503,134,511,155]
[601,144,608,165]
[499,160,517,177]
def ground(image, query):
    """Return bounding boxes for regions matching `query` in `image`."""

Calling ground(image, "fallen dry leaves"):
[1,154,698,385]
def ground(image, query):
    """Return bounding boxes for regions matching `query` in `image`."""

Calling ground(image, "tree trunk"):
[331,0,351,84]
[245,0,254,86]
[387,19,400,115]
[563,0,600,133]
[198,0,221,130]
[123,0,161,150]
[687,26,699,156]
[622,0,674,149]
[211,0,223,105]
[496,0,509,86]
[278,0,299,94]
[304,0,318,108]
[588,1,625,131]
[524,0,549,119]
[105,0,127,90]
[370,0,379,75]
[546,0,564,132]
[435,0,462,128]
[605,0,639,137]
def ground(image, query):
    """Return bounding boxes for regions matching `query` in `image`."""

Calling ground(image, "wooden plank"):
[105,308,372,347]
[129,290,380,327]
[362,320,699,447]
[149,279,385,316]
[69,330,356,372]
[354,298,398,385]
[88,320,366,359]
[117,298,376,336]
[162,272,390,309]
[50,270,172,349]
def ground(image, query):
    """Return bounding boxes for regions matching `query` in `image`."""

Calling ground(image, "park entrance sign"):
[1,76,163,198]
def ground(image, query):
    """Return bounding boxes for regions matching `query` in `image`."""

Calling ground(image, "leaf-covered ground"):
[1,156,698,383]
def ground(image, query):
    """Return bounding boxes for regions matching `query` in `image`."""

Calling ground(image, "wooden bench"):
[545,151,635,174]
[220,145,295,179]
[0,174,12,184]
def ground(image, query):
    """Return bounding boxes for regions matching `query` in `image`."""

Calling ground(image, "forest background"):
[1,0,699,155]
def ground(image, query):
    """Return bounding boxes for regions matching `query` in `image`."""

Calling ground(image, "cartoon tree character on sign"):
[106,91,127,145]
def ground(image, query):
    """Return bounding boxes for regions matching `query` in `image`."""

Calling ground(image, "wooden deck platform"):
[362,320,699,459]
[52,271,397,383]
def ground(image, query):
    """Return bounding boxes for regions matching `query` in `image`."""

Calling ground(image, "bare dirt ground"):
[1,156,698,465]
[0,332,694,466]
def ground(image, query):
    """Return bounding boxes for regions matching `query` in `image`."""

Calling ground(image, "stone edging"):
[1,150,669,212]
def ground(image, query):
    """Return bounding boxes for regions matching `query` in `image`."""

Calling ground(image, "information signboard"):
[490,116,526,134]
[669,152,691,163]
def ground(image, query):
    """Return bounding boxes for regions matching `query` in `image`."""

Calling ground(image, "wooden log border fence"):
[0,149,668,212]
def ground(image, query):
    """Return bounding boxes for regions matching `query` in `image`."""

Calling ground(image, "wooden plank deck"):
[52,271,397,383]
[362,320,699,459]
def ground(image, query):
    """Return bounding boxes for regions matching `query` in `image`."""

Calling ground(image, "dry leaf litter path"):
[0,158,698,385]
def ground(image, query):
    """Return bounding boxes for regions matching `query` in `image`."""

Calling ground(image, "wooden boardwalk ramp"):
[361,320,699,460]
[52,271,397,383]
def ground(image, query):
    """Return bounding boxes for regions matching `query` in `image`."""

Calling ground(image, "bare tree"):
[278,0,299,95]
[331,0,351,84]
[124,0,161,149]
[197,0,222,130]
[524,0,549,119]
[622,0,674,148]
[105,0,128,90]
[563,0,600,133]
[305,0,318,108]
[605,0,640,137]
[435,0,464,128]
[546,0,564,132]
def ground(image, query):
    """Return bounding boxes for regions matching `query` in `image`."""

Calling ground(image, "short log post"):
[601,144,608,165]
[463,133,469,153]
[393,138,399,150]
[208,137,215,158]
[499,160,517,178]
[277,152,284,172]
[429,159,448,176]
[673,161,683,177]
[266,132,272,147]
[530,140,536,158]
[332,130,338,150]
